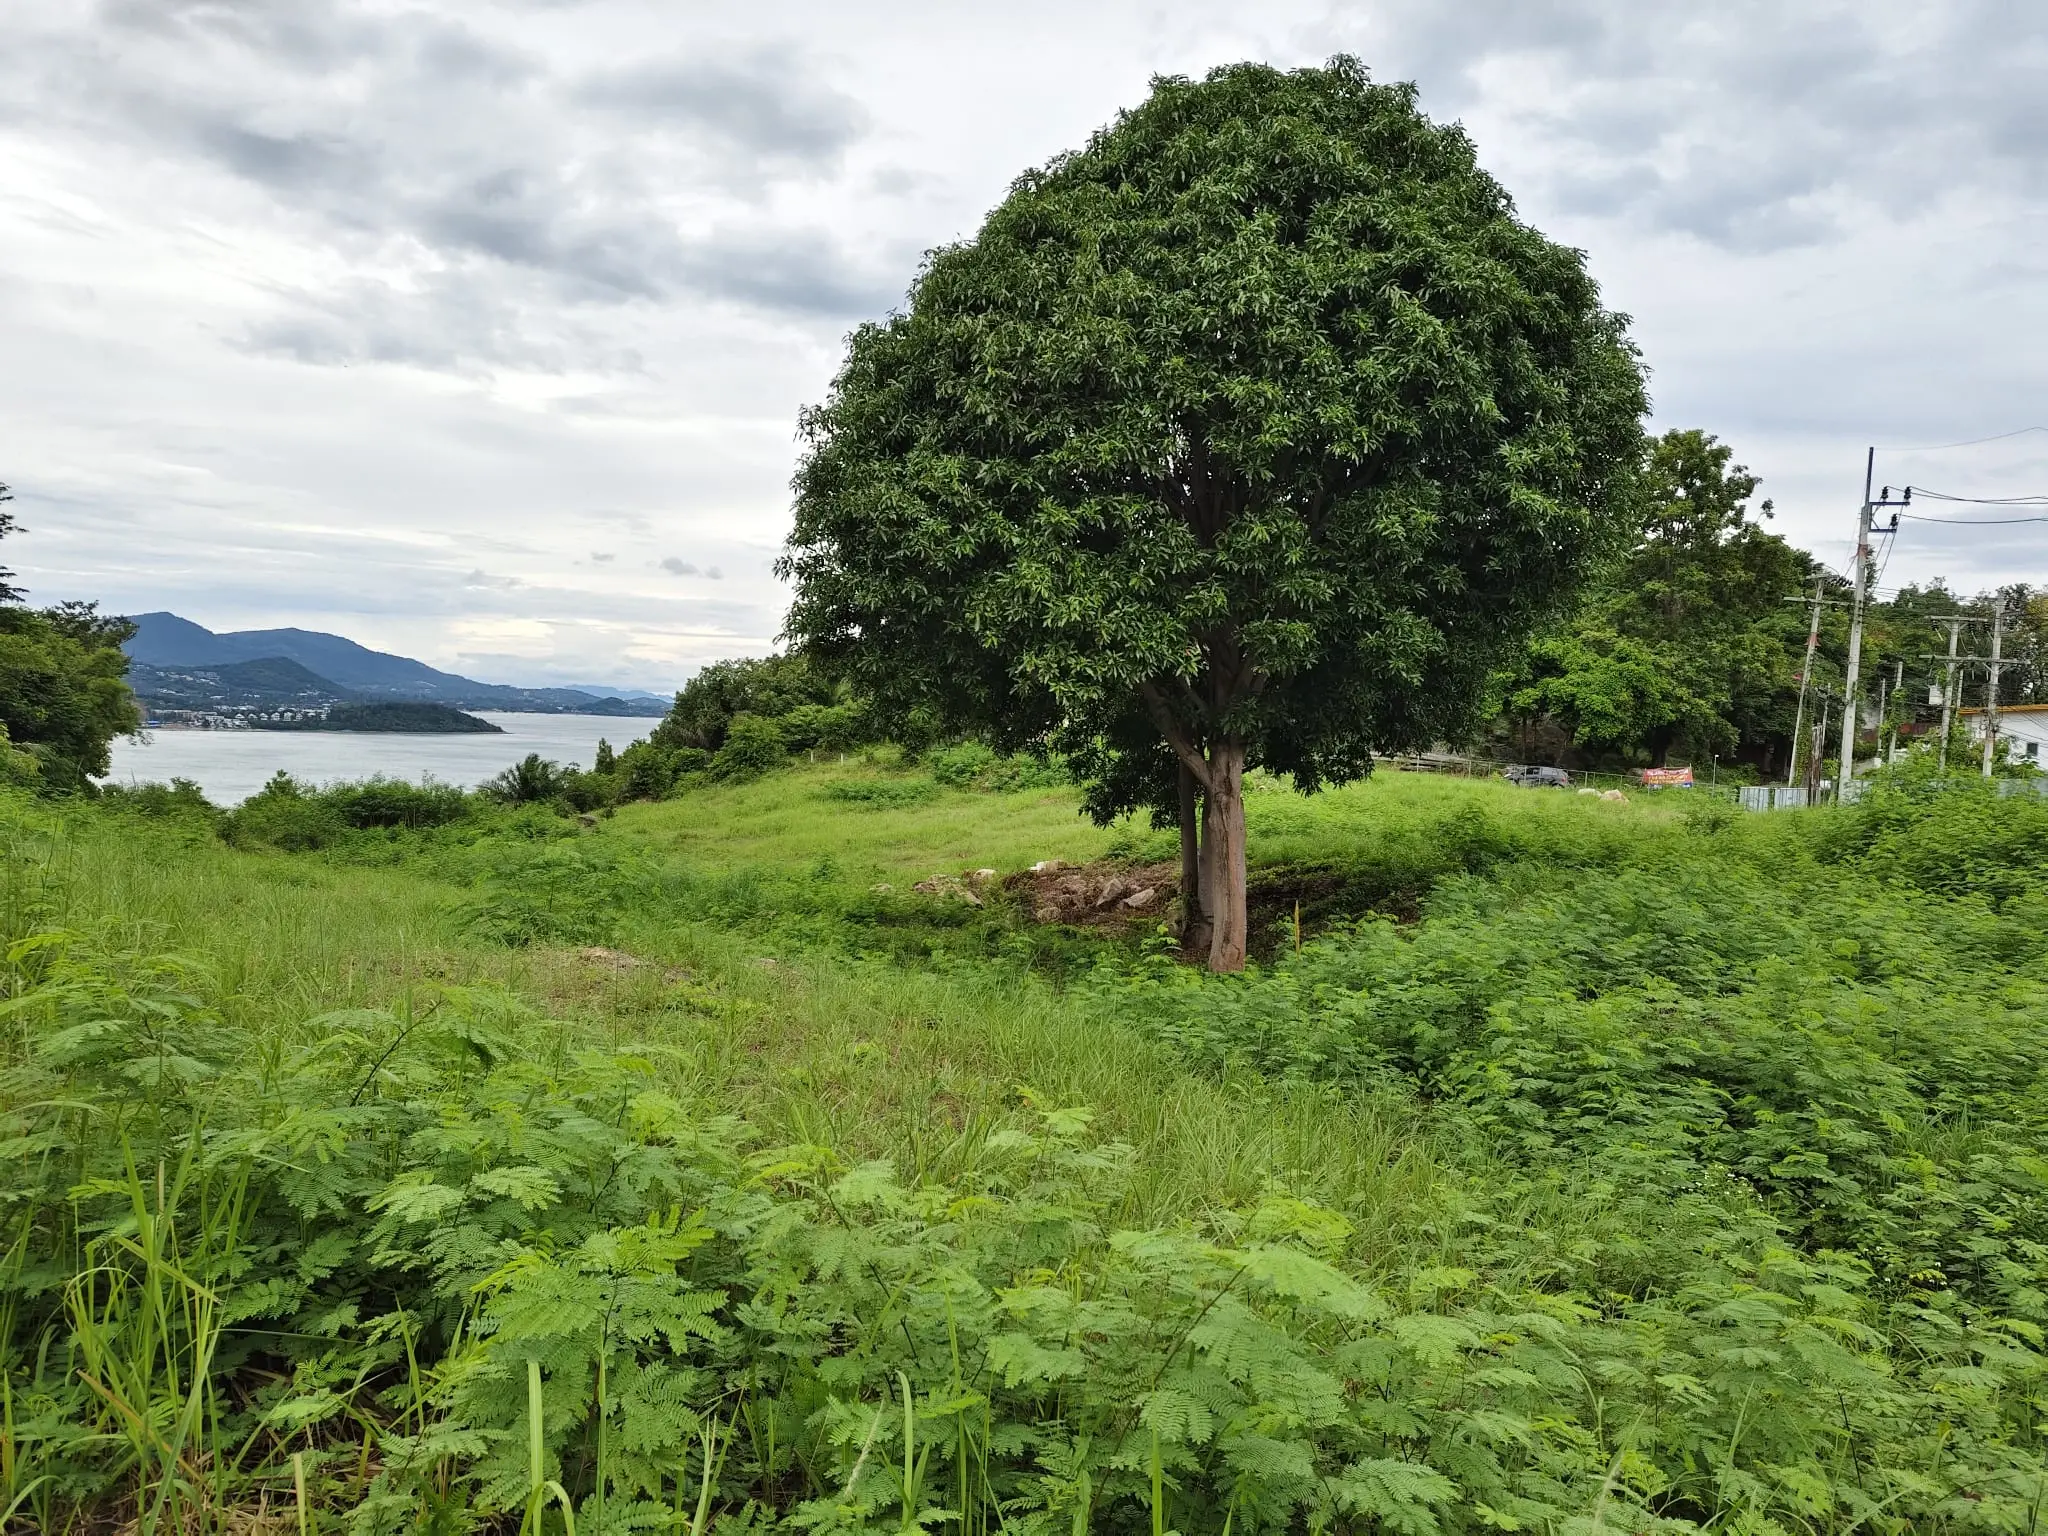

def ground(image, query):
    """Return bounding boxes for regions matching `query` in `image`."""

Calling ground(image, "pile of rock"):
[1009,859,1176,926]
[911,868,999,906]
[900,859,1179,928]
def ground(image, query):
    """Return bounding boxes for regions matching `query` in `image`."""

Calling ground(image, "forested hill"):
[124,612,667,715]
[257,701,504,733]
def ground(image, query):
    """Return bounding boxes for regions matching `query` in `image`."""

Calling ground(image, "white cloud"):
[1,0,2043,691]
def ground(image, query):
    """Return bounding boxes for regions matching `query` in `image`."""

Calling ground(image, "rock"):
[1094,875,1131,908]
[1030,859,1066,873]
[576,812,599,828]
[870,882,893,893]
[1035,901,1063,923]
[1120,887,1159,910]
[1600,789,1629,803]
[970,867,997,882]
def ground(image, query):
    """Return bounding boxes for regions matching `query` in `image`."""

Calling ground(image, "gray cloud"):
[659,558,697,575]
[6,0,2046,692]
[7,0,895,379]
[681,229,903,317]
[1347,0,2048,252]
[574,50,868,166]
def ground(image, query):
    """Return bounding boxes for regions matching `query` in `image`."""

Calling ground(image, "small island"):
[255,702,504,733]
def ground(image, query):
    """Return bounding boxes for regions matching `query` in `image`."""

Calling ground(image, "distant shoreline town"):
[142,700,506,734]
[124,612,670,719]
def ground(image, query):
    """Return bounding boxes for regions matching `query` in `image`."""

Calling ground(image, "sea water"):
[99,713,654,805]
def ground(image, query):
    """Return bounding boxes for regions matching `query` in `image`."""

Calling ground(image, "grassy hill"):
[8,761,2048,1531]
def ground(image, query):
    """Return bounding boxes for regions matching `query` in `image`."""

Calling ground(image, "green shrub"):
[651,653,834,752]
[320,775,472,829]
[821,777,938,807]
[8,921,2048,1534]
[778,699,873,753]
[0,601,139,791]
[221,770,346,850]
[97,775,215,820]
[458,842,639,944]
[613,739,698,799]
[709,712,785,780]
[1822,769,2048,906]
[486,752,570,805]
[925,741,1067,791]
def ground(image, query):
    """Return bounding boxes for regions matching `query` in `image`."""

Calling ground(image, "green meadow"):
[7,760,2048,1533]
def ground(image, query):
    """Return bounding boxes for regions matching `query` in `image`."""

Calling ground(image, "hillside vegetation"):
[6,761,2048,1533]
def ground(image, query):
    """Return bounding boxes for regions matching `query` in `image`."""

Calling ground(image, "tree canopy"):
[1499,430,1822,768]
[1498,430,1831,773]
[782,58,1648,968]
[0,487,141,792]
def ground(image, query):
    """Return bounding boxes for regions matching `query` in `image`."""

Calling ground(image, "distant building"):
[1962,704,2048,766]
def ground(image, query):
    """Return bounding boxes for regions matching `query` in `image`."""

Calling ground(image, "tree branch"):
[1140,681,1214,791]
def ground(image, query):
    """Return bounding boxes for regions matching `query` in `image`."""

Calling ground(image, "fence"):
[1738,776,2048,812]
[1384,753,1741,801]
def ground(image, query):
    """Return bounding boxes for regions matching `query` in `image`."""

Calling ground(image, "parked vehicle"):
[1503,764,1572,788]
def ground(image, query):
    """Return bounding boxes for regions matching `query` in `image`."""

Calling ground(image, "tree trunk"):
[1202,739,1248,972]
[1177,762,1211,957]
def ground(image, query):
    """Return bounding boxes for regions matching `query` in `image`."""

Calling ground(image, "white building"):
[1962,704,2048,767]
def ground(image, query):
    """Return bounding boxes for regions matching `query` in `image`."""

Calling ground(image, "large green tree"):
[1501,430,1825,771]
[0,484,142,790]
[782,59,1647,969]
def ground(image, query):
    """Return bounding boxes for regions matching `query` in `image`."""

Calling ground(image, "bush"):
[321,775,471,829]
[1821,767,2048,906]
[652,653,835,752]
[821,777,938,807]
[485,752,569,805]
[221,771,346,850]
[709,713,785,780]
[97,775,214,819]
[777,699,873,753]
[926,740,1068,791]
[0,602,140,791]
[11,918,2048,1534]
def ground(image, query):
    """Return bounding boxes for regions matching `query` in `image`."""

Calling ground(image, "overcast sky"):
[4,0,2045,690]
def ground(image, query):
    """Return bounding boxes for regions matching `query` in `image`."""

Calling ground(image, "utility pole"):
[1837,454,1904,799]
[1786,580,1822,787]
[1982,601,2005,778]
[1783,583,1850,788]
[1886,658,1904,762]
[1875,665,1891,765]
[1920,613,1989,775]
[1938,617,1961,771]
[1808,692,1832,802]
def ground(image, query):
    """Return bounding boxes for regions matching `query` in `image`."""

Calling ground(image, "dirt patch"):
[1001,860,1180,928]
[996,856,1425,956]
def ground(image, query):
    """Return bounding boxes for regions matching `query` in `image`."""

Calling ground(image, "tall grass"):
[7,767,2048,1529]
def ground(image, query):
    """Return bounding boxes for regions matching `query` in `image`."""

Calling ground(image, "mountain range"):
[125,613,671,716]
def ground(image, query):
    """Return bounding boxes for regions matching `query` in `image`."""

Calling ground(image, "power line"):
[1881,426,2048,452]
[1899,512,2048,526]
[1913,488,2048,505]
